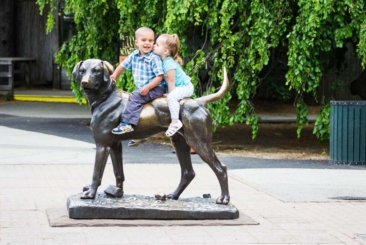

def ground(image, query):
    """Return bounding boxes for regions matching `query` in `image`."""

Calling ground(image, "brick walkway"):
[1,162,366,244]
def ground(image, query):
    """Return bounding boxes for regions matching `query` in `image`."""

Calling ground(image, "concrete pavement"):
[0,100,366,244]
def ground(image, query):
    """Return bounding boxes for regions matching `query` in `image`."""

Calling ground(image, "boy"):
[110,27,165,134]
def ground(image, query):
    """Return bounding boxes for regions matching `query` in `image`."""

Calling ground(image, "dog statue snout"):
[81,74,91,87]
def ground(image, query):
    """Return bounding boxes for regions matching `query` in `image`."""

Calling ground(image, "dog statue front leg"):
[105,141,124,197]
[81,145,110,199]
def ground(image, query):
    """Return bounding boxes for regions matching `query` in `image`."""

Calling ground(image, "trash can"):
[330,101,366,164]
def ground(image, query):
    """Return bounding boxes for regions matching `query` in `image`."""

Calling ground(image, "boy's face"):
[135,31,155,56]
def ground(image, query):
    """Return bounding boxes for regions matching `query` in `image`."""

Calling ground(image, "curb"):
[14,94,86,104]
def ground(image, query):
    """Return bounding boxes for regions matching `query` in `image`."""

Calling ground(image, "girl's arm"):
[166,69,176,93]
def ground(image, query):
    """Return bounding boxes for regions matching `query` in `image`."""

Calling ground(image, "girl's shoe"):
[165,120,183,137]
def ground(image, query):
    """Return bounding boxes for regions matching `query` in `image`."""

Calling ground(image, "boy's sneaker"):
[112,122,134,134]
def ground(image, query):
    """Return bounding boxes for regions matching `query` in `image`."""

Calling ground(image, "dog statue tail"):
[194,67,229,106]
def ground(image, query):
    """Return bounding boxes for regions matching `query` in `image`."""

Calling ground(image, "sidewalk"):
[0,91,366,244]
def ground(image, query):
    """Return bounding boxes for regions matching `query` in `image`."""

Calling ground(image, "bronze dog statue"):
[73,58,231,204]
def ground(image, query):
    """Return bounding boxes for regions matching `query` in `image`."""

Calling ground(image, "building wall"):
[319,43,363,102]
[15,0,60,87]
[0,0,15,56]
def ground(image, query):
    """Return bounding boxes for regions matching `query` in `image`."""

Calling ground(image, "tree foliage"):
[36,0,366,140]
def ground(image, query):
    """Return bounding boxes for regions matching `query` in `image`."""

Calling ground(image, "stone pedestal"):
[67,193,239,220]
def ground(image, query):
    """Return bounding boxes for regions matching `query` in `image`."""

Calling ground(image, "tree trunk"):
[0,0,15,56]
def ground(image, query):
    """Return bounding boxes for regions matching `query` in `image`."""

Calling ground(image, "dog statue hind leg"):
[182,100,230,204]
[167,133,196,200]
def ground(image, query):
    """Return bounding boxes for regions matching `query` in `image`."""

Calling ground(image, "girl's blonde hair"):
[160,33,183,65]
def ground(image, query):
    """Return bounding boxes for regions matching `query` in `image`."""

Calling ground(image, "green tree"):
[36,0,366,140]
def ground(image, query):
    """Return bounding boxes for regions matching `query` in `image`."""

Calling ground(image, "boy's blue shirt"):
[121,49,165,89]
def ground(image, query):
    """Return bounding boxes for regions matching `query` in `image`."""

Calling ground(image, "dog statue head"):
[72,59,114,93]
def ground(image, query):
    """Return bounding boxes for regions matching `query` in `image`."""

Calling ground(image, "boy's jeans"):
[122,86,165,126]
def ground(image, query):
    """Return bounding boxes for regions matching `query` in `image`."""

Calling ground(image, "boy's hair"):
[159,34,183,65]
[135,27,154,39]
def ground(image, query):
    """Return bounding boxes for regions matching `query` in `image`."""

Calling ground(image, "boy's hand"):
[163,93,168,97]
[140,85,150,96]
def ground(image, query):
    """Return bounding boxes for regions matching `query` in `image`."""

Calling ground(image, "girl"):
[154,34,194,137]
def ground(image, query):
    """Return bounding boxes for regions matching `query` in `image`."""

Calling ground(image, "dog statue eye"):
[79,68,86,74]
[92,67,102,73]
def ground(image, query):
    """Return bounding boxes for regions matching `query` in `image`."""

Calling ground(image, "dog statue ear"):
[72,61,84,82]
[102,61,114,82]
